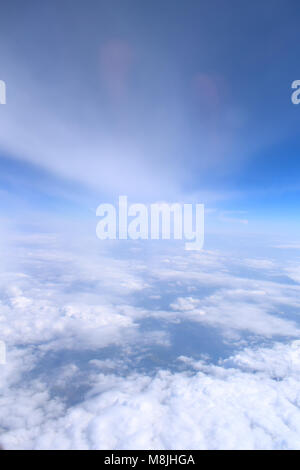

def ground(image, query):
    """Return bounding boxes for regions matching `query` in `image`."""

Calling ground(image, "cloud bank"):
[0,233,300,449]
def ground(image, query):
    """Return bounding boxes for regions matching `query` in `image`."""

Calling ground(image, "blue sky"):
[0,0,300,239]
[1,1,300,450]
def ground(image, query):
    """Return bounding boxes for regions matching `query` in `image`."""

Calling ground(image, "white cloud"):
[0,233,300,449]
[1,341,300,450]
[285,265,300,284]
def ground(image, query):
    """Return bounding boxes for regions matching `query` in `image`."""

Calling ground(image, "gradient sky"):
[0,0,300,239]
[2,2,300,450]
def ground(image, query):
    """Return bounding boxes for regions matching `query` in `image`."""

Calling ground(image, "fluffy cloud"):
[0,233,300,449]
[1,341,300,450]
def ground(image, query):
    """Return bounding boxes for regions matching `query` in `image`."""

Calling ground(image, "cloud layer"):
[0,232,300,449]
[1,341,300,450]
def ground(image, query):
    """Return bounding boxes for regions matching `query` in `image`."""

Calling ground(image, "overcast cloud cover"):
[1,0,300,450]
